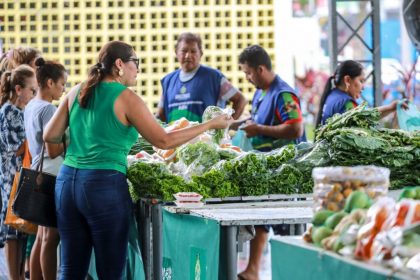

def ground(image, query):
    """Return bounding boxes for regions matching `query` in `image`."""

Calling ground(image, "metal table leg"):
[139,200,152,280]
[224,226,238,280]
[152,203,163,280]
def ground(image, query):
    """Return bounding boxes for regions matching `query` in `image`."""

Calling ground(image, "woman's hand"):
[390,99,408,111]
[378,99,408,119]
[208,113,233,129]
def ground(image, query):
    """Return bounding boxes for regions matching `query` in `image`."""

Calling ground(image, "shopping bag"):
[12,144,58,228]
[231,129,253,151]
[5,171,38,234]
[397,101,420,131]
[5,141,38,234]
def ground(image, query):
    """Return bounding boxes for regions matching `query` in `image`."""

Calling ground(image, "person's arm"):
[43,85,79,144]
[123,89,231,149]
[241,121,303,139]
[229,92,247,120]
[377,100,408,118]
[45,143,64,158]
[242,91,304,139]
[219,77,246,119]
[157,107,166,122]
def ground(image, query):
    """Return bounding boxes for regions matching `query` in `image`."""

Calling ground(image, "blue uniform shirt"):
[321,88,357,125]
[161,65,224,123]
[250,75,306,151]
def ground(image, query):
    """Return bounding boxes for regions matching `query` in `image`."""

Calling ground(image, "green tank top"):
[64,82,138,174]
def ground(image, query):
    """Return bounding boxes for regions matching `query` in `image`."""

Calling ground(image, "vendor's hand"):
[209,113,233,129]
[241,121,260,137]
[390,99,408,111]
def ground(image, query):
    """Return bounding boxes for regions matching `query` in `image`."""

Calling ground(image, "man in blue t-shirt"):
[157,32,247,123]
[238,45,306,280]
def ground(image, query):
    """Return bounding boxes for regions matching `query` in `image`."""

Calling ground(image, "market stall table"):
[270,236,417,280]
[162,201,313,280]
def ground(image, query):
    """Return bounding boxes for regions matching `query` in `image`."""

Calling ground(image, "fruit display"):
[304,186,420,278]
[312,166,389,212]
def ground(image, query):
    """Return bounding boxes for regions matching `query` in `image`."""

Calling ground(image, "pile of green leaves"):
[266,144,297,169]
[127,161,191,201]
[322,127,420,188]
[191,168,240,198]
[222,153,270,196]
[202,106,225,144]
[315,102,380,141]
[313,105,420,189]
[268,164,303,194]
[129,136,154,155]
[177,142,220,172]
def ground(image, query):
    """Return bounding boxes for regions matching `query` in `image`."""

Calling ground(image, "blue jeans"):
[55,165,132,280]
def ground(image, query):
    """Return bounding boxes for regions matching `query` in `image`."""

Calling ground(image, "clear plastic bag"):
[397,101,420,132]
[176,141,220,181]
[312,166,390,212]
[231,129,253,151]
[202,106,234,144]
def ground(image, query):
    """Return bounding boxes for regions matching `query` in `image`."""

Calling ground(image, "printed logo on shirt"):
[175,86,191,101]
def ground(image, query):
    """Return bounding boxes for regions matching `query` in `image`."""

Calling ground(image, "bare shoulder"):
[120,88,144,105]
[66,83,83,109]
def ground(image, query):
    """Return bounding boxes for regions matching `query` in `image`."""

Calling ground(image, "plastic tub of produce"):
[312,166,390,212]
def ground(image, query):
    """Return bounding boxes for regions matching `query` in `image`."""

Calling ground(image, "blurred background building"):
[0,0,418,129]
[0,0,276,110]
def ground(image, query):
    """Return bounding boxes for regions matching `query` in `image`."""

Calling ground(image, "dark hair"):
[79,41,135,108]
[35,57,66,88]
[239,45,272,71]
[315,60,363,127]
[0,65,35,106]
[175,32,203,55]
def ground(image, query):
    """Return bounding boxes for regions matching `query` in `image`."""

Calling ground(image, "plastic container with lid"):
[312,166,390,212]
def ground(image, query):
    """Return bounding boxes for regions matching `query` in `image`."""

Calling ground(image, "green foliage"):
[127,161,191,201]
[129,136,154,155]
[177,142,220,171]
[202,106,225,144]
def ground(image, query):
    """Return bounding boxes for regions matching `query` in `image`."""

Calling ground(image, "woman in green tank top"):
[43,41,232,280]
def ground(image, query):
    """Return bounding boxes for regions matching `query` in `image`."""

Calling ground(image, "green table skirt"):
[271,237,409,280]
[162,209,221,280]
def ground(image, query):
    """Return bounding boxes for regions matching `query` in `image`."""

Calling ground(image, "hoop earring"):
[118,69,124,77]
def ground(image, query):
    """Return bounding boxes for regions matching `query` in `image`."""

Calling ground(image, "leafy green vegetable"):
[127,161,191,201]
[266,144,296,169]
[129,136,154,155]
[315,102,380,141]
[202,106,225,144]
[268,164,302,194]
[177,142,220,172]
[223,153,270,196]
[191,168,240,198]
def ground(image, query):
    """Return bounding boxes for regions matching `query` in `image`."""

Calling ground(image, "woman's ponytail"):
[315,75,335,127]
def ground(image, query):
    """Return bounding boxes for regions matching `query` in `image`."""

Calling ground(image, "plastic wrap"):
[312,166,390,212]
[202,106,234,144]
[176,141,220,181]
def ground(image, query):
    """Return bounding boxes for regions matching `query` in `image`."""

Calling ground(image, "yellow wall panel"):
[0,0,275,110]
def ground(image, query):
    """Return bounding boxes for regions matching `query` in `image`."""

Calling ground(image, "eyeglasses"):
[126,57,140,69]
